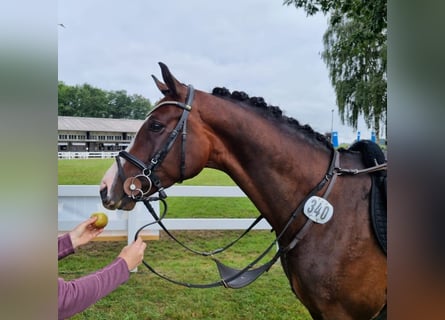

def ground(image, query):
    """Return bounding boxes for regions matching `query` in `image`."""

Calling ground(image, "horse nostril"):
[100,187,108,201]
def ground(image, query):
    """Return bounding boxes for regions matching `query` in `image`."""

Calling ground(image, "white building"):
[58,116,144,152]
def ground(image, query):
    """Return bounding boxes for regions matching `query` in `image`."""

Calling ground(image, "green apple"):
[90,212,108,228]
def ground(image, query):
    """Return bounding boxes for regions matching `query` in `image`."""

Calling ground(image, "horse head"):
[100,62,211,210]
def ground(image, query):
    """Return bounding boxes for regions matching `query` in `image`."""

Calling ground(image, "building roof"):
[58,116,144,133]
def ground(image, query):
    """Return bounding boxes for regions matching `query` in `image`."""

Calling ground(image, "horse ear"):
[151,74,169,95]
[158,62,180,98]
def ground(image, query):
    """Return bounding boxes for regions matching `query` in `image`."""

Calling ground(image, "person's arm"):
[58,257,129,319]
[58,237,146,319]
[58,233,75,260]
[58,217,104,260]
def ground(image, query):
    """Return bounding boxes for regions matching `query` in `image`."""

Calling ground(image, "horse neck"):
[200,96,333,229]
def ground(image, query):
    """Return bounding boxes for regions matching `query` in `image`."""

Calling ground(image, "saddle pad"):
[349,140,387,255]
[371,174,387,255]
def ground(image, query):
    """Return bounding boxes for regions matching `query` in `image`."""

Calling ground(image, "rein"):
[134,150,345,289]
[132,151,337,289]
[114,84,387,289]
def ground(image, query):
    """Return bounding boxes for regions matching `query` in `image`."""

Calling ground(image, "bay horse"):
[100,62,387,320]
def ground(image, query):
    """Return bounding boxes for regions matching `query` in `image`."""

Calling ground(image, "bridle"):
[116,85,194,200]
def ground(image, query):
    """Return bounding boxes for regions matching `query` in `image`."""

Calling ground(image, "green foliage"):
[283,0,387,139]
[322,6,386,137]
[283,0,335,15]
[283,0,386,31]
[58,81,152,119]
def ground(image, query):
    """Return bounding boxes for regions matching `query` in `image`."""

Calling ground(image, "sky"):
[58,0,378,144]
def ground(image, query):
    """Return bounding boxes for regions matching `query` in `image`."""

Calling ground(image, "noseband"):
[116,85,194,200]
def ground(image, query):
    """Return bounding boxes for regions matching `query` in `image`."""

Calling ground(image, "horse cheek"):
[172,143,209,181]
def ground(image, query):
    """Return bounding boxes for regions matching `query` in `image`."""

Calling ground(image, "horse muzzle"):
[100,186,136,210]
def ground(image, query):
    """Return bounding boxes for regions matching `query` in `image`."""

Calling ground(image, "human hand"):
[118,236,147,271]
[69,217,104,249]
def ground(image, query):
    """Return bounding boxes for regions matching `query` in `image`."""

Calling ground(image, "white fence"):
[58,152,119,159]
[58,185,271,245]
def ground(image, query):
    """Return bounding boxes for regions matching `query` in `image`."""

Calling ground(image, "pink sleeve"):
[58,257,130,319]
[58,233,75,260]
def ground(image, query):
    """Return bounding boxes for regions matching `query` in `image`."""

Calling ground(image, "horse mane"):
[212,87,333,150]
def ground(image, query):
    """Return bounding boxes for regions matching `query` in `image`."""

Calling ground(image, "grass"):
[58,159,312,319]
[58,159,115,185]
[57,159,235,186]
[59,232,311,319]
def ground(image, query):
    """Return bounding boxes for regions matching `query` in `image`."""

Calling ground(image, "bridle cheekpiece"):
[116,85,195,200]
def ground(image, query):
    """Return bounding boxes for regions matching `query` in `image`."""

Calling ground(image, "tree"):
[58,82,152,119]
[283,0,387,139]
[107,90,132,118]
[76,84,109,118]
[129,94,153,119]
[58,81,78,116]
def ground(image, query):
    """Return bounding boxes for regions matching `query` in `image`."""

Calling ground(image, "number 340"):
[303,196,334,224]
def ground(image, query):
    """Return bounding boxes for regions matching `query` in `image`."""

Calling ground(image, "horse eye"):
[148,121,165,132]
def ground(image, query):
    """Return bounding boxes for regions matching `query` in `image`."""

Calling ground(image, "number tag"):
[303,196,334,224]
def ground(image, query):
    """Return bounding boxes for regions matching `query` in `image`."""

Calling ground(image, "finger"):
[89,216,98,223]
[138,238,147,249]
[85,216,98,227]
[93,228,104,235]
[76,217,94,229]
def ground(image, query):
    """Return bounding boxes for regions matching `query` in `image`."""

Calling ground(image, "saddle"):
[349,140,387,255]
